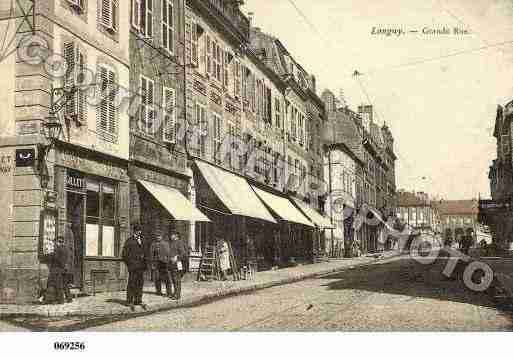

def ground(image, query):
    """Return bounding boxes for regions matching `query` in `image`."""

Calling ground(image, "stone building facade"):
[0,0,132,302]
[321,89,397,256]
[396,190,440,234]
[480,101,513,254]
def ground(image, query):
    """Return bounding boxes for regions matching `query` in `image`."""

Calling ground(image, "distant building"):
[321,89,397,256]
[437,200,479,243]
[396,191,440,234]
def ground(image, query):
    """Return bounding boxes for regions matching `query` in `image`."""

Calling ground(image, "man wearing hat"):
[122,223,147,309]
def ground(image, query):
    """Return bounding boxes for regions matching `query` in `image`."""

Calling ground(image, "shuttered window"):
[206,35,212,75]
[63,41,86,124]
[139,76,155,136]
[100,0,118,32]
[275,98,281,128]
[131,0,141,30]
[162,87,176,143]
[213,113,222,163]
[234,60,241,98]
[97,64,117,142]
[141,0,153,37]
[162,0,174,54]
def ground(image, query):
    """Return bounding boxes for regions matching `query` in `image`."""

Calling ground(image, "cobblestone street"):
[85,255,513,331]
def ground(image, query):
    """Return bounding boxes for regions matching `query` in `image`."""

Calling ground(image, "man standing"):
[46,236,70,304]
[121,223,147,310]
[168,231,185,300]
[150,232,172,298]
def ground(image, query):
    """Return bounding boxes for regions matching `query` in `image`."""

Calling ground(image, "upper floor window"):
[162,87,176,144]
[185,21,199,66]
[63,41,87,125]
[132,0,153,37]
[97,64,118,142]
[275,98,281,128]
[162,0,174,54]
[100,0,118,33]
[139,75,155,135]
[234,60,241,98]
[213,112,223,162]
[66,0,86,14]
[502,135,510,158]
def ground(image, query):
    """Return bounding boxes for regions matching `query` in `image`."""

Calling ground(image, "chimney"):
[248,11,254,26]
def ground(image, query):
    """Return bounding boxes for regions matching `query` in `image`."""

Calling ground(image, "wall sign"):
[40,208,58,258]
[15,148,35,167]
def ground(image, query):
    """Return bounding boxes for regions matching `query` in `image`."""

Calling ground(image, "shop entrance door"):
[67,191,84,288]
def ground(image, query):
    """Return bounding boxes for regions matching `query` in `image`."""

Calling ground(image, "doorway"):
[67,191,84,288]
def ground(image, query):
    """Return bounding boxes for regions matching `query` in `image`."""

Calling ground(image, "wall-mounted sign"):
[15,148,35,167]
[40,208,57,258]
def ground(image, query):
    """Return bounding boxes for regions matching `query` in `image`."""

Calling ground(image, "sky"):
[242,0,513,200]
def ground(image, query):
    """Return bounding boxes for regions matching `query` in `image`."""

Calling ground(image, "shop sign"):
[58,149,126,180]
[65,170,86,190]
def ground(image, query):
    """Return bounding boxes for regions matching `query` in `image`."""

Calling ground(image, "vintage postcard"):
[0,0,512,355]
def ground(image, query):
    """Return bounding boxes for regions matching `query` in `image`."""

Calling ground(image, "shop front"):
[250,186,315,265]
[290,197,333,260]
[192,159,277,270]
[54,145,130,294]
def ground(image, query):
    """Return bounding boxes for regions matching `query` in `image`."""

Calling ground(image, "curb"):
[0,252,401,321]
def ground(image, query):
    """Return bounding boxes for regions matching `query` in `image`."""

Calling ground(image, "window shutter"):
[206,35,212,75]
[147,79,154,135]
[99,66,109,133]
[63,41,76,117]
[146,0,153,37]
[101,0,112,28]
[108,69,116,134]
[112,0,118,31]
[163,88,176,143]
[131,0,141,30]
[77,49,86,123]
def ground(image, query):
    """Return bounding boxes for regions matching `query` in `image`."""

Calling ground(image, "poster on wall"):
[39,208,57,258]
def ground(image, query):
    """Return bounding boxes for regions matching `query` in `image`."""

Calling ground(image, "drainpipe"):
[328,148,334,257]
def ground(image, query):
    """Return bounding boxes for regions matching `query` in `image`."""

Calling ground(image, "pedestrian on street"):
[168,231,184,300]
[177,233,190,274]
[46,236,71,304]
[62,223,75,303]
[218,238,231,281]
[121,223,147,310]
[150,232,172,298]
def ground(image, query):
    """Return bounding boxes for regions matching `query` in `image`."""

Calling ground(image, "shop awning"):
[194,160,277,223]
[291,197,334,229]
[138,180,211,222]
[251,186,314,227]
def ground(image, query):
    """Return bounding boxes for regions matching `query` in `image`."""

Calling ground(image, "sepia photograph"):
[0,0,512,354]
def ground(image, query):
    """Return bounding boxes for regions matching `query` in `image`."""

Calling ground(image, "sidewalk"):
[0,251,399,319]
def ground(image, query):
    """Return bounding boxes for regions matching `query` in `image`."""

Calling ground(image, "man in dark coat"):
[168,231,186,300]
[62,223,75,303]
[46,236,70,304]
[121,223,147,309]
[150,232,172,298]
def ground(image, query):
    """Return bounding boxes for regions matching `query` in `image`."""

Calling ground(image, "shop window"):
[85,179,118,257]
